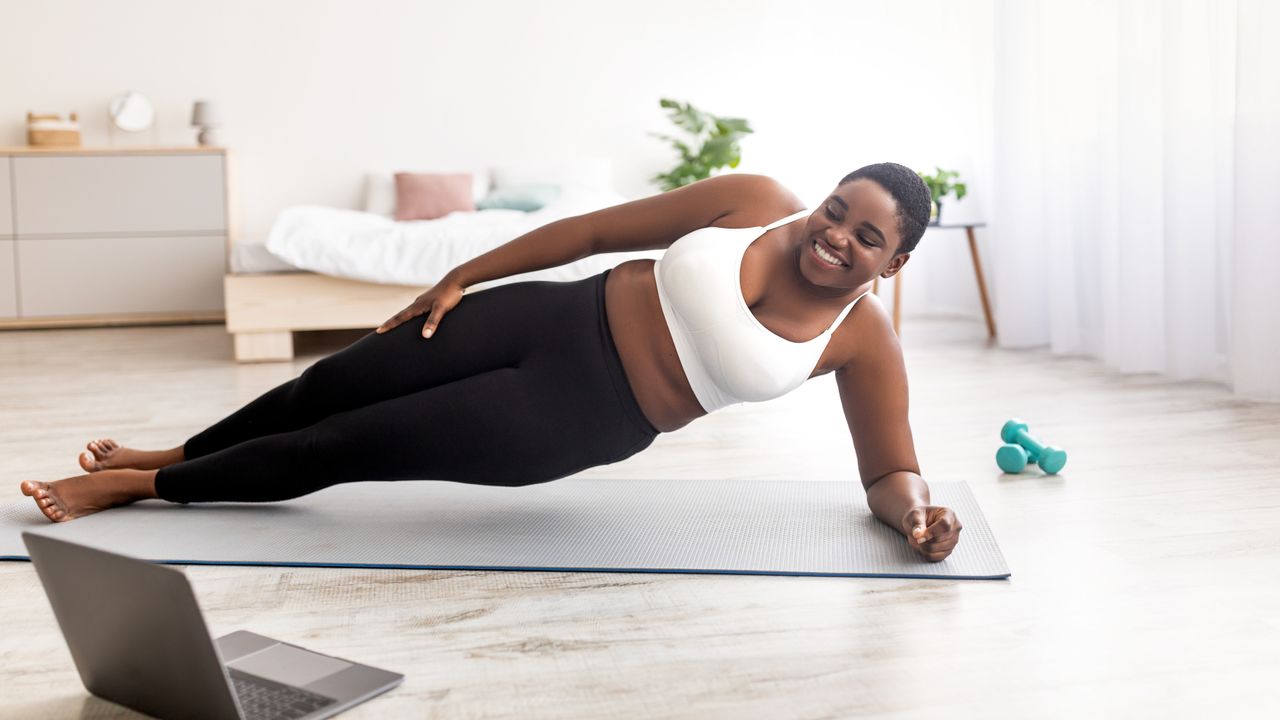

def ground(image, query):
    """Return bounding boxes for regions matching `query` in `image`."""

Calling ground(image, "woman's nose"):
[825,232,851,250]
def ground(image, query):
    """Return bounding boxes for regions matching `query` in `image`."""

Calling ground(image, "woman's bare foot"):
[20,469,159,523]
[79,439,183,473]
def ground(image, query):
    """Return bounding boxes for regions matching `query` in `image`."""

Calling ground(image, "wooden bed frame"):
[223,272,427,362]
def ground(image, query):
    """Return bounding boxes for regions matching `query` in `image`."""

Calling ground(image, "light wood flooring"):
[1,318,1278,719]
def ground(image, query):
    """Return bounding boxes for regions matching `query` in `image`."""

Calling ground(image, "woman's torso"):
[604,208,870,432]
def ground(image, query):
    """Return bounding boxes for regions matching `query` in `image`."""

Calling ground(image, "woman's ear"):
[880,252,911,279]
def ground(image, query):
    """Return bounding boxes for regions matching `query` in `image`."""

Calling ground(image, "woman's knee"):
[287,335,386,409]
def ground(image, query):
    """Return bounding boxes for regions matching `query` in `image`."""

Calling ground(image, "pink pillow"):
[393,172,475,221]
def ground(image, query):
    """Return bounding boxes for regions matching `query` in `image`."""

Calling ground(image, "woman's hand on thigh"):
[377,279,466,338]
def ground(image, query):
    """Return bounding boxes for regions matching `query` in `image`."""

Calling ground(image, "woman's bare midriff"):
[604,259,706,433]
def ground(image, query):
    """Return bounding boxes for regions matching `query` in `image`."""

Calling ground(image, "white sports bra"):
[653,209,870,413]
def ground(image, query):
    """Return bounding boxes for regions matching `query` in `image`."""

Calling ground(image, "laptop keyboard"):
[229,668,337,720]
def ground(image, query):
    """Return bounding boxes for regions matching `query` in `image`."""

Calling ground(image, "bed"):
[224,161,660,361]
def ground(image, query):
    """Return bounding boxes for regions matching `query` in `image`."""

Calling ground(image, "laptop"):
[22,531,405,720]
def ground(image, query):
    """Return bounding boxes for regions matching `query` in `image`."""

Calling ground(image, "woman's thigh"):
[294,277,598,416]
[305,363,632,489]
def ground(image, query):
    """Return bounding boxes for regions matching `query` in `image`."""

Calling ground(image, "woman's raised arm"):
[378,173,795,336]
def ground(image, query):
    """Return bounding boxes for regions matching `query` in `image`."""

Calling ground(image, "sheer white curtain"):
[988,0,1280,401]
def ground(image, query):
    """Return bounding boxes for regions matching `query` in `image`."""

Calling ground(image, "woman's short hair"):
[839,162,931,255]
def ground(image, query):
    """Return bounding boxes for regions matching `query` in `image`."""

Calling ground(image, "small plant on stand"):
[916,167,967,225]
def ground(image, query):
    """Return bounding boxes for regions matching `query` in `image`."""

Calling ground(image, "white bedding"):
[230,241,301,274]
[263,188,662,290]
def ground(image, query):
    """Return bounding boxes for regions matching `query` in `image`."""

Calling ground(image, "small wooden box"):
[26,112,82,147]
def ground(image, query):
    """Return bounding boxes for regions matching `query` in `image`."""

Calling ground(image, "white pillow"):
[490,156,613,193]
[363,168,491,217]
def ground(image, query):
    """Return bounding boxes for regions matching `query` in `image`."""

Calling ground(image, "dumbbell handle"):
[1009,427,1048,456]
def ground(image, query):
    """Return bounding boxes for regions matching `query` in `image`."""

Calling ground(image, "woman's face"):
[796,178,910,291]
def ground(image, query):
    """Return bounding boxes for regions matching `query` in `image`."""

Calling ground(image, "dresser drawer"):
[17,235,225,317]
[13,154,225,236]
[0,156,12,237]
[0,240,16,318]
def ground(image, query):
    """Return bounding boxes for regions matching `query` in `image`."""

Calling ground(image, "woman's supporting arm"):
[833,297,963,561]
[836,367,931,546]
[834,296,921,501]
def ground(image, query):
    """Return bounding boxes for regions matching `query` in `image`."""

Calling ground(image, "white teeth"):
[813,240,846,267]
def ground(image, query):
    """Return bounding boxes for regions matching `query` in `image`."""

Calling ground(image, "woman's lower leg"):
[80,439,184,472]
[21,468,159,523]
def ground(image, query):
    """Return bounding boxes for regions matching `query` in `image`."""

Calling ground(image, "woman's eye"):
[857,234,874,247]
[825,207,840,220]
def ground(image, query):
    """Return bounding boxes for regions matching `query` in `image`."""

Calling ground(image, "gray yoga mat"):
[0,479,1009,580]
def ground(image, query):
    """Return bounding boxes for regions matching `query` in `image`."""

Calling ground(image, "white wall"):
[0,0,993,318]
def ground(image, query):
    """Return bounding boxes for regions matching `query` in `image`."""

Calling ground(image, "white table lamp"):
[191,100,224,146]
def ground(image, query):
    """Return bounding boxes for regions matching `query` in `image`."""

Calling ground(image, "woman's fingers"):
[375,311,404,334]
[898,505,964,561]
[916,534,958,553]
[916,522,961,546]
[913,510,962,544]
[914,538,957,562]
[376,304,423,334]
[422,294,464,338]
[422,302,441,338]
[918,511,960,543]
[914,526,961,561]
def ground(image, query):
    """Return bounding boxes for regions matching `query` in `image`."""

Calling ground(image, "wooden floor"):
[1,318,1277,719]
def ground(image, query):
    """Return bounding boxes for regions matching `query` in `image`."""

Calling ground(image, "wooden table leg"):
[966,226,996,339]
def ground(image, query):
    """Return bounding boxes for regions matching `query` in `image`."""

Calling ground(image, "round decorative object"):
[108,91,155,132]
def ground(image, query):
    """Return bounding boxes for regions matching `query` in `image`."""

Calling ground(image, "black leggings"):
[153,269,660,503]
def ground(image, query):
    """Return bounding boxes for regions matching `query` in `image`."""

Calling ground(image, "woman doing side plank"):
[20,162,962,562]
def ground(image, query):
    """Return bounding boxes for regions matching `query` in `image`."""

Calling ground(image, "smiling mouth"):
[810,238,848,268]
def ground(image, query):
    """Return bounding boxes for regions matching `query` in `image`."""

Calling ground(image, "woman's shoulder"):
[708,174,807,229]
[830,289,902,372]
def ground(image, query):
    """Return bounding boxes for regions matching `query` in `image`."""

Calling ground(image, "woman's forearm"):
[445,217,596,289]
[865,470,931,536]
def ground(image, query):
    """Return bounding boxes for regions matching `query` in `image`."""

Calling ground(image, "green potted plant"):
[916,167,967,225]
[649,98,753,191]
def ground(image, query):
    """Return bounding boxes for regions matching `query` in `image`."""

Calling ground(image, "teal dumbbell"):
[995,419,1067,474]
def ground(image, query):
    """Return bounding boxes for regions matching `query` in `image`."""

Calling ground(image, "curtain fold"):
[989,0,1279,401]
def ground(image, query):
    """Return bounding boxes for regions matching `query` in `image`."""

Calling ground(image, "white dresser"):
[0,146,233,327]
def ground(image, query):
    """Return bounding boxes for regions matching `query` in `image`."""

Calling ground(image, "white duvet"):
[264,188,663,291]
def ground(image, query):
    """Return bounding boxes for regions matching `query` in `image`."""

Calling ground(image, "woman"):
[20,162,963,562]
